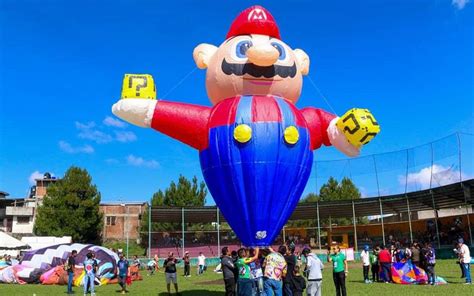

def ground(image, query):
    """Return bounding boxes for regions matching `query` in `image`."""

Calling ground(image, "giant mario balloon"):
[112,6,380,246]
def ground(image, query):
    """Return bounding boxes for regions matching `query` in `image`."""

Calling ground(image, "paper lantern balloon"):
[112,5,380,246]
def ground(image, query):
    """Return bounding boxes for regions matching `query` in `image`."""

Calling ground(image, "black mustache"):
[221,59,297,79]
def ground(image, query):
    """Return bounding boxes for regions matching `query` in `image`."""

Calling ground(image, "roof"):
[0,191,9,197]
[0,231,29,249]
[150,179,474,223]
[34,178,59,182]
[100,202,148,206]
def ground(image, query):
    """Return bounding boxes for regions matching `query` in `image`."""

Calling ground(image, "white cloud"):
[115,131,137,143]
[59,141,94,154]
[76,121,113,144]
[399,164,465,189]
[126,154,159,168]
[452,0,470,9]
[28,171,44,185]
[103,116,126,128]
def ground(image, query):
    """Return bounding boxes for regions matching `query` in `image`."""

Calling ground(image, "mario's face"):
[193,34,309,105]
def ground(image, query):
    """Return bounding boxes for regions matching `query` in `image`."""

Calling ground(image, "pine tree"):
[34,166,103,244]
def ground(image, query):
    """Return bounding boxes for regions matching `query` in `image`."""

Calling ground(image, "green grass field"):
[0,259,472,296]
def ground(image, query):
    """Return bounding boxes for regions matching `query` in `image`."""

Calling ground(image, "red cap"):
[226,6,281,40]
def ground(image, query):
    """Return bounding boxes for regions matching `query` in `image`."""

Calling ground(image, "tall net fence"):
[146,133,473,256]
[314,132,473,197]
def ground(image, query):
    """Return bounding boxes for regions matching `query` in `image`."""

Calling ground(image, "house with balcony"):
[0,191,35,235]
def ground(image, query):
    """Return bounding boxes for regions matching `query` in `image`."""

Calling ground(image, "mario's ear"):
[193,44,218,69]
[294,49,310,76]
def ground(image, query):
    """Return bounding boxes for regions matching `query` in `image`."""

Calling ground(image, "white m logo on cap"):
[248,8,267,21]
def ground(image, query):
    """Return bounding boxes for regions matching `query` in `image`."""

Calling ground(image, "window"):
[17,217,30,224]
[106,216,116,226]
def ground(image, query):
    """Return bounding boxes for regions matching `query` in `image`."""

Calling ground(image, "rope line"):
[307,75,338,115]
[161,67,198,99]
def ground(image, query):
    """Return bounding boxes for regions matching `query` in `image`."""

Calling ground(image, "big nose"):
[246,43,279,67]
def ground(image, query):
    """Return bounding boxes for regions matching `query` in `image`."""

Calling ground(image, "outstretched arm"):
[112,99,211,150]
[301,107,360,157]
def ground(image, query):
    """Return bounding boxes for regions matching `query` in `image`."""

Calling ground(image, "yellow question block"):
[121,74,156,99]
[336,108,380,148]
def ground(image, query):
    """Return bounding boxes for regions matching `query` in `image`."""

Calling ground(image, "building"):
[32,175,59,205]
[0,191,35,235]
[100,202,148,242]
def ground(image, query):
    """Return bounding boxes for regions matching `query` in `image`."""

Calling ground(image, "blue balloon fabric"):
[200,95,313,246]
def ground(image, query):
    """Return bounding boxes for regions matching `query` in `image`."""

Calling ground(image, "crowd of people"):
[57,236,471,296]
[358,238,472,286]
[65,249,131,295]
[219,244,329,296]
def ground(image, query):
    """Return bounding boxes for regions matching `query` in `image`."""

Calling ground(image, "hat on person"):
[364,245,370,251]
[302,247,311,255]
[458,238,464,244]
[226,6,281,40]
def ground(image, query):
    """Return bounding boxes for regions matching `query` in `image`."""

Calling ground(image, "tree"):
[34,166,103,244]
[140,175,207,246]
[288,177,367,227]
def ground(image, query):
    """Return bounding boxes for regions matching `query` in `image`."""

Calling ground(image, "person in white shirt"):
[198,252,206,275]
[457,238,472,284]
[360,245,371,284]
[302,248,324,296]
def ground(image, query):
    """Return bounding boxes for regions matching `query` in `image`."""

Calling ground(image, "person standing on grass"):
[147,257,158,276]
[290,265,306,296]
[183,251,191,277]
[457,238,471,285]
[83,252,96,296]
[378,245,392,283]
[263,247,287,296]
[198,252,206,275]
[236,247,260,296]
[410,243,420,267]
[117,253,130,294]
[360,245,371,283]
[221,247,237,296]
[302,248,323,296]
[66,250,77,294]
[424,243,436,285]
[249,248,265,296]
[370,247,380,283]
[164,252,180,295]
[282,245,296,296]
[328,245,348,296]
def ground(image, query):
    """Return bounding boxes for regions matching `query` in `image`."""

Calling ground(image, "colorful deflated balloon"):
[112,5,380,246]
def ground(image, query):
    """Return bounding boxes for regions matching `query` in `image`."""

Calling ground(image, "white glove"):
[327,117,360,157]
[112,99,157,128]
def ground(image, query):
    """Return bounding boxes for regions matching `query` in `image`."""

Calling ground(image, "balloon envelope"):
[200,95,313,246]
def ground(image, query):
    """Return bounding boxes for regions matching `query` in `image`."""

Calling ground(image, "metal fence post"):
[317,201,322,251]
[148,204,151,258]
[379,198,386,246]
[217,207,221,257]
[352,200,358,251]
[430,191,441,249]
[181,207,185,257]
[405,196,413,243]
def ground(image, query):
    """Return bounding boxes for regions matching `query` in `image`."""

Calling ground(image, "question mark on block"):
[128,75,148,97]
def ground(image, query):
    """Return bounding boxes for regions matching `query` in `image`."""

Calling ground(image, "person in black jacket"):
[291,265,306,296]
[281,245,296,296]
[221,247,236,296]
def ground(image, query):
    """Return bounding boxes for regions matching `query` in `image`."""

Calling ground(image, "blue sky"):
[0,0,472,203]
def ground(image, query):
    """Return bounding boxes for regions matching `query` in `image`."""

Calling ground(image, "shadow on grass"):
[158,291,224,296]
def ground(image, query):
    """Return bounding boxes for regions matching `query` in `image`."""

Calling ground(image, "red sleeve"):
[151,101,211,150]
[300,107,336,150]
